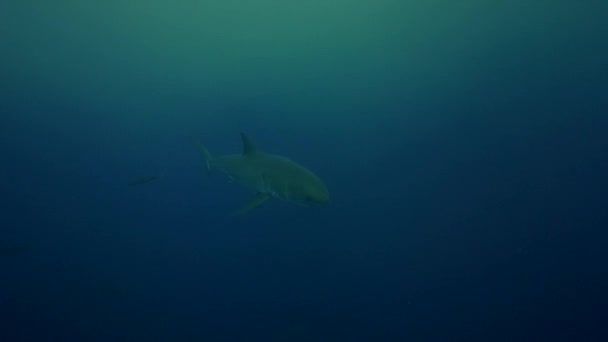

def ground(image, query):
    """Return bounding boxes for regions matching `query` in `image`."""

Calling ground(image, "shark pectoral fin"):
[232,192,270,216]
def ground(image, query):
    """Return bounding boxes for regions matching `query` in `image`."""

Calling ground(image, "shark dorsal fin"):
[240,132,259,156]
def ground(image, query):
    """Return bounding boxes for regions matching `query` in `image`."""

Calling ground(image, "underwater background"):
[1,1,607,341]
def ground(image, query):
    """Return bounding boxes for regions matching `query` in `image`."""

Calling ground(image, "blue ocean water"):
[1,1,607,341]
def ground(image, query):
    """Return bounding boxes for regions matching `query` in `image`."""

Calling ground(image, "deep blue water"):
[1,2,607,341]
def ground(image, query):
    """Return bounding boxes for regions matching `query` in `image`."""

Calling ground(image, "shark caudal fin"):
[193,140,213,172]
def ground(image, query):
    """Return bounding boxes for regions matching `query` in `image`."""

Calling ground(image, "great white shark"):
[196,133,330,215]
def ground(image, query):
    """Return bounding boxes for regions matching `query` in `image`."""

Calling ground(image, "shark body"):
[196,133,329,215]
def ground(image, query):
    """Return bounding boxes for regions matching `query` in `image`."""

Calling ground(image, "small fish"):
[128,175,159,186]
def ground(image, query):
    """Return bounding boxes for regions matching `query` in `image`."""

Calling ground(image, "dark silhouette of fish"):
[0,246,27,256]
[128,175,159,186]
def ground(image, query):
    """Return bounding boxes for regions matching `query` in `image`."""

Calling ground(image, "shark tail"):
[193,140,213,172]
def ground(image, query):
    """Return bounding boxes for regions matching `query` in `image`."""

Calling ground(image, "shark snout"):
[308,187,330,205]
